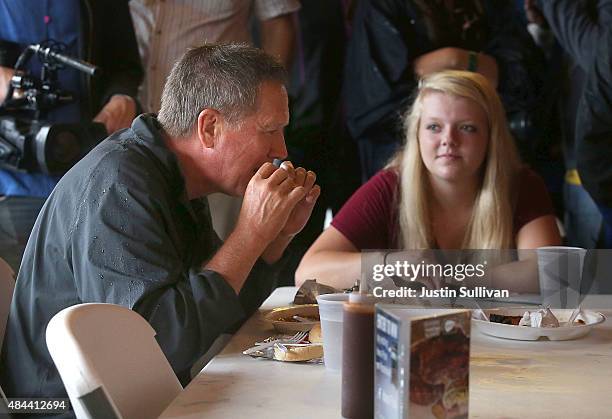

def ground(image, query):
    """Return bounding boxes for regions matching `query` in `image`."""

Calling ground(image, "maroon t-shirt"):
[331,167,555,250]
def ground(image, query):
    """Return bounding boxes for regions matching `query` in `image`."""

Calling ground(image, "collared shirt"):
[0,0,81,196]
[0,114,282,398]
[129,0,300,112]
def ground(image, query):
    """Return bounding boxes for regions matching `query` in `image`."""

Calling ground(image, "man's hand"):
[524,0,546,26]
[236,162,309,246]
[0,66,15,103]
[278,161,321,237]
[206,161,319,291]
[93,94,136,134]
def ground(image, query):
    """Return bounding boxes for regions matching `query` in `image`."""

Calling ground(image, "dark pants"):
[0,196,46,272]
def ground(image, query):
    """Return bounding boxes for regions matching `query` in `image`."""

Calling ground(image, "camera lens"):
[34,124,82,174]
[50,130,80,164]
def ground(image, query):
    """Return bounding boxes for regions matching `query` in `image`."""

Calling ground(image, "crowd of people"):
[1,0,611,407]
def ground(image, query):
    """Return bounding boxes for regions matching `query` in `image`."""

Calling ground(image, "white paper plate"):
[264,304,319,333]
[472,308,606,341]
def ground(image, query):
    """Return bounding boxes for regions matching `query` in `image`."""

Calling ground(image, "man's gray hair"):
[157,43,287,137]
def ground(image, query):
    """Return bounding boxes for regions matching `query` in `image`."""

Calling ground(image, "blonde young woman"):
[296,70,561,290]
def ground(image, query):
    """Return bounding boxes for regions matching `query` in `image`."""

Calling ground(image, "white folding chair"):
[0,256,15,353]
[46,303,182,419]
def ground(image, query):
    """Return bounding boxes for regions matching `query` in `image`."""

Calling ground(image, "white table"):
[160,287,612,419]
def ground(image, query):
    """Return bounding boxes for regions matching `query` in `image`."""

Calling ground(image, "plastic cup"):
[316,293,349,372]
[537,246,586,308]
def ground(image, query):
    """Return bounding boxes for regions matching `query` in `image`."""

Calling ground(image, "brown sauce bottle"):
[342,293,375,418]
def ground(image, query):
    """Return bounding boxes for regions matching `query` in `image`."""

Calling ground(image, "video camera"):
[0,41,107,175]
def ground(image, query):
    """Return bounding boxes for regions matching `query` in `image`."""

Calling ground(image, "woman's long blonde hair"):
[391,70,521,249]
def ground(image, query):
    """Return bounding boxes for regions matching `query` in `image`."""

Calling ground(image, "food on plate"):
[273,343,323,362]
[489,314,523,325]
[474,308,605,341]
[265,304,320,333]
[293,279,339,304]
[308,323,322,343]
[489,307,561,328]
[278,314,320,322]
[518,307,560,328]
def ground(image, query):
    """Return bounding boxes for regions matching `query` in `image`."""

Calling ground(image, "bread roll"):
[273,344,323,362]
[308,323,322,343]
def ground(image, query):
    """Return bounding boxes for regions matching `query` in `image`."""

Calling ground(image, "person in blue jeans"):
[528,0,612,248]
[0,0,143,271]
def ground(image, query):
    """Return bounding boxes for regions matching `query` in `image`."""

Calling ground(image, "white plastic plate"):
[472,308,606,341]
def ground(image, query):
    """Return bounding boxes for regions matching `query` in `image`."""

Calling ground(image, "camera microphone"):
[0,42,106,175]
[28,44,99,76]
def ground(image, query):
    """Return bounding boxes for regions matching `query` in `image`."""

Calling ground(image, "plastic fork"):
[243,330,308,355]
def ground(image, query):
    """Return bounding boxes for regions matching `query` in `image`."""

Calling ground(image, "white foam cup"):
[316,293,349,372]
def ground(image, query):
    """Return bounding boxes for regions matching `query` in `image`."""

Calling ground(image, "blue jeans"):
[0,196,47,272]
[564,183,602,248]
